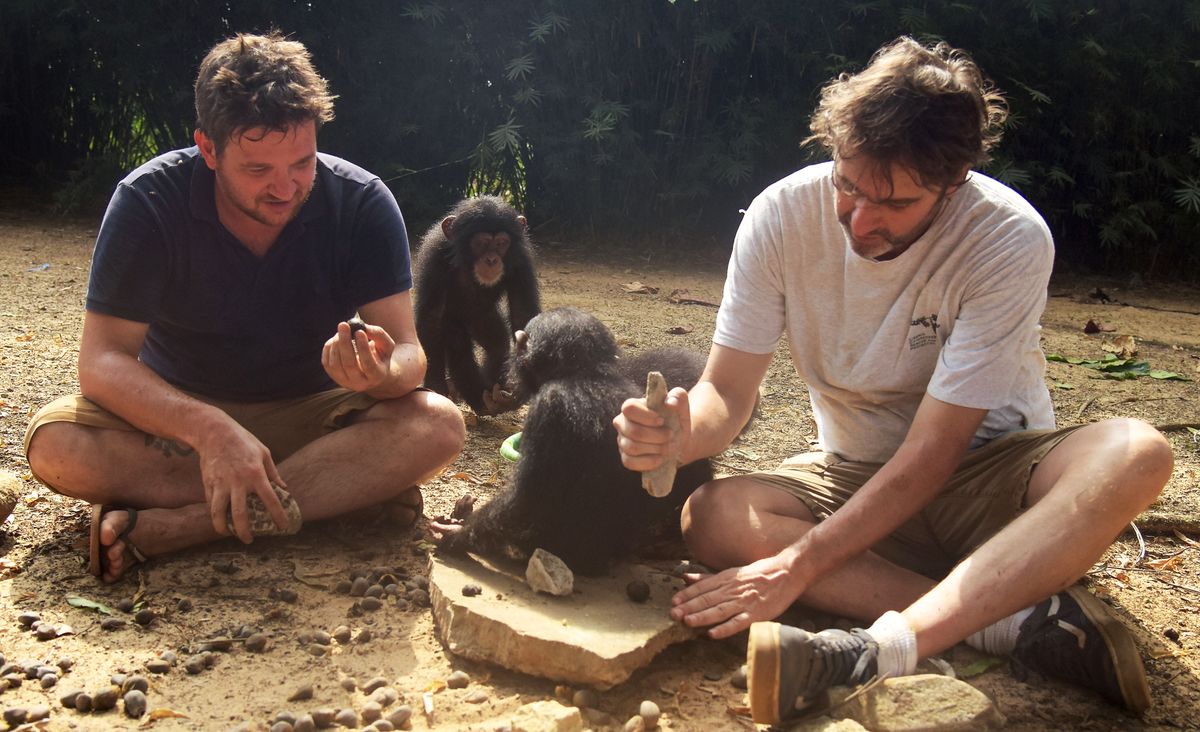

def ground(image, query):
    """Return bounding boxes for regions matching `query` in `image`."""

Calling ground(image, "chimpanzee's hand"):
[613,386,692,472]
[481,384,517,414]
[322,320,396,392]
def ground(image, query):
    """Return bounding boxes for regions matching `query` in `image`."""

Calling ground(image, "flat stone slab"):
[429,553,696,689]
[830,674,1005,732]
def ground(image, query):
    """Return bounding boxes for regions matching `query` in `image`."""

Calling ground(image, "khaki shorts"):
[746,425,1085,578]
[23,389,380,485]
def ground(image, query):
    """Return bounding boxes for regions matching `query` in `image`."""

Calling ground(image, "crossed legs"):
[26,389,466,582]
[682,418,1172,657]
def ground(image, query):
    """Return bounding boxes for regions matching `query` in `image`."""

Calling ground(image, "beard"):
[215,169,315,229]
[838,193,947,261]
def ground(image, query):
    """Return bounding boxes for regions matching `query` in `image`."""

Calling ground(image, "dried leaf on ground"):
[1101,334,1138,358]
[622,281,658,294]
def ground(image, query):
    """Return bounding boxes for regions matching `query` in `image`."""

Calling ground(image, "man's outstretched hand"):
[670,553,804,639]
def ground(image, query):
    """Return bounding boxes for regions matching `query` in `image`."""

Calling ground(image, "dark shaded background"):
[2,0,1197,277]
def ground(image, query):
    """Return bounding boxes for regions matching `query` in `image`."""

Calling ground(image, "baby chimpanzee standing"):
[438,307,713,574]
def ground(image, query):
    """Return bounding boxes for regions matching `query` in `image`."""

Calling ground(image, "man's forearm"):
[680,381,754,465]
[79,351,232,450]
[364,341,426,400]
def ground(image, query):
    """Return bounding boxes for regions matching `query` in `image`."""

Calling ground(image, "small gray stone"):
[332,625,352,644]
[27,705,50,722]
[334,707,358,727]
[134,608,155,625]
[74,693,93,712]
[294,713,317,732]
[340,677,357,692]
[526,548,574,596]
[17,611,40,627]
[36,625,57,641]
[145,659,172,674]
[361,676,389,694]
[92,687,120,711]
[730,665,747,690]
[100,617,126,631]
[55,657,74,672]
[3,708,28,726]
[312,630,332,646]
[274,711,298,725]
[373,721,395,731]
[270,723,294,732]
[361,701,382,722]
[287,685,314,702]
[350,577,369,597]
[359,597,384,611]
[356,628,373,643]
[572,689,598,708]
[2,673,22,688]
[464,689,488,704]
[59,689,84,708]
[124,689,147,718]
[365,584,385,599]
[160,650,177,664]
[185,655,207,674]
[639,700,660,729]
[245,633,268,653]
[40,672,58,688]
[310,707,336,727]
[446,670,470,689]
[369,687,398,707]
[122,676,150,693]
[384,706,412,728]
[404,589,429,607]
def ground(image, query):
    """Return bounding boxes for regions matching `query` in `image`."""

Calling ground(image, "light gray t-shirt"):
[714,162,1056,464]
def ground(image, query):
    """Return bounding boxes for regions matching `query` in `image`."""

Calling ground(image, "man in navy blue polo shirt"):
[24,32,465,582]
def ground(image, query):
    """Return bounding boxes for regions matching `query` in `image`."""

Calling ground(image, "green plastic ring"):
[500,432,522,462]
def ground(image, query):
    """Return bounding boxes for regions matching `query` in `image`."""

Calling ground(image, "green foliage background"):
[2,0,1198,277]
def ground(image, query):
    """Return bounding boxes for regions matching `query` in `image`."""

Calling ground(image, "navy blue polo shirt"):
[87,147,412,401]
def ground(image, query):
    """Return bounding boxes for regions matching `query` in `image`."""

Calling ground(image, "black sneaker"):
[747,621,879,725]
[1011,585,1150,714]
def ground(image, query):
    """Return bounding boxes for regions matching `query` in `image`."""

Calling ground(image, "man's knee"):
[25,422,76,489]
[1109,418,1174,503]
[681,476,755,542]
[372,390,466,463]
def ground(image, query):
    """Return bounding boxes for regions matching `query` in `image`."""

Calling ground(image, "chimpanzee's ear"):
[441,216,457,239]
[517,215,528,231]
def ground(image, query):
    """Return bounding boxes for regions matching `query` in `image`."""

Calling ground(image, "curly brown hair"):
[194,31,336,153]
[807,37,1007,190]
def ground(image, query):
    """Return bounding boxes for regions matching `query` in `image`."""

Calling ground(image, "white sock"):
[865,610,917,678]
[965,605,1035,656]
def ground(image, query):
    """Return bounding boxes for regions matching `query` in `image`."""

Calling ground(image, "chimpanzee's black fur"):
[440,307,713,574]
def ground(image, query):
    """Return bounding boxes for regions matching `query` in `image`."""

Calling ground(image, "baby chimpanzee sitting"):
[436,307,713,574]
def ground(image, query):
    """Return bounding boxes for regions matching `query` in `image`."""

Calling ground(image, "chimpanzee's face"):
[197,121,318,233]
[469,231,511,286]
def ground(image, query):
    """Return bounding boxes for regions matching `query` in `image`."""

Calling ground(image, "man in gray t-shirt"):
[615,37,1171,722]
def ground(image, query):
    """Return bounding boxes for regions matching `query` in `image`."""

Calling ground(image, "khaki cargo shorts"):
[23,389,380,486]
[746,425,1085,578]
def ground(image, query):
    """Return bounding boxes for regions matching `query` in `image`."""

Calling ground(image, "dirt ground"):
[0,212,1198,731]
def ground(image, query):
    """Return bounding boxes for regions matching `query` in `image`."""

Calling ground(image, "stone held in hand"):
[526,548,574,596]
[640,372,677,498]
[226,482,303,536]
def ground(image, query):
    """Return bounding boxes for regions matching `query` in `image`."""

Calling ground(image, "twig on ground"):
[1130,522,1146,566]
[1155,577,1200,595]
[1073,397,1097,421]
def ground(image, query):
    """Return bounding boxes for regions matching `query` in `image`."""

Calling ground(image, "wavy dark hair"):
[807,37,1007,190]
[194,31,336,152]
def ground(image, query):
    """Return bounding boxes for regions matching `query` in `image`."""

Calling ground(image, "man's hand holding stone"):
[323,320,395,392]
[197,419,289,544]
[614,386,692,472]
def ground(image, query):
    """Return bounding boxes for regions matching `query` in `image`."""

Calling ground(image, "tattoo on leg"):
[144,435,195,458]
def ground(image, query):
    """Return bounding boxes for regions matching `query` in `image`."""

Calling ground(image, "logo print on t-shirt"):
[908,313,939,350]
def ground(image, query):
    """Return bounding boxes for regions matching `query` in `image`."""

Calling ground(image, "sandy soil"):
[0,213,1198,731]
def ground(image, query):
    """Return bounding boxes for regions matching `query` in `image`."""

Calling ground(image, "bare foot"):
[97,509,143,584]
[428,520,465,543]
